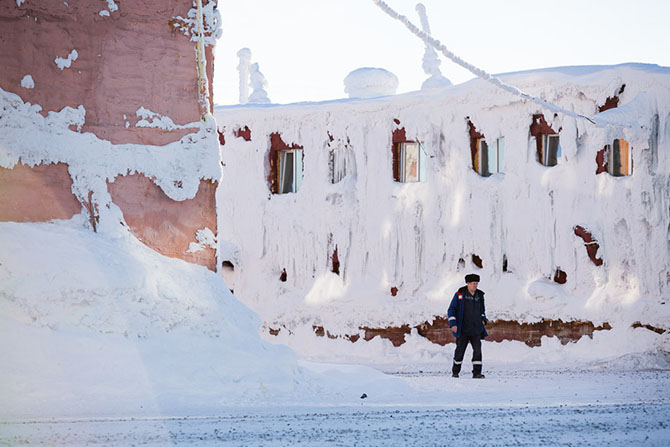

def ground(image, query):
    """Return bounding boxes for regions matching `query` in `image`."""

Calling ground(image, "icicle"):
[415,3,451,89]
[248,62,271,104]
[371,0,615,126]
[237,48,251,105]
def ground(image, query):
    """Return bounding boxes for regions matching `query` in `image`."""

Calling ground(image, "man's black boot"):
[472,373,485,379]
[452,372,459,378]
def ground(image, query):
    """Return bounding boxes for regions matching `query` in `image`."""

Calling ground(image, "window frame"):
[607,138,632,177]
[277,148,303,194]
[540,134,561,167]
[395,141,427,183]
[474,137,504,177]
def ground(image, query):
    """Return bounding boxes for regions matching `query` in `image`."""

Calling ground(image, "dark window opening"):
[468,121,504,176]
[221,260,235,271]
[607,138,632,177]
[268,133,304,194]
[530,114,561,167]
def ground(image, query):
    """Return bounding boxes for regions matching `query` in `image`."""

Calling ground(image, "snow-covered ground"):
[2,369,669,446]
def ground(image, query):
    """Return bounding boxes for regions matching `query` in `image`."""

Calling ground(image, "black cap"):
[465,273,480,283]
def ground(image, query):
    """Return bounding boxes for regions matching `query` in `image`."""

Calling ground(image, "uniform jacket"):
[447,286,488,339]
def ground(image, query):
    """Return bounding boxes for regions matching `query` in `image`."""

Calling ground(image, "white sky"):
[213,0,670,105]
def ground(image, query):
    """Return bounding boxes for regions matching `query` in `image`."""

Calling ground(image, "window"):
[474,137,504,176]
[607,138,632,176]
[394,141,427,182]
[277,149,303,193]
[539,134,561,167]
[329,145,355,184]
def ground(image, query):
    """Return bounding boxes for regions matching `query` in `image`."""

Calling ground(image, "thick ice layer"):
[214,64,670,356]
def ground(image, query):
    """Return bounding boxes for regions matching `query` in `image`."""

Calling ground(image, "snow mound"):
[0,218,411,419]
[344,67,398,98]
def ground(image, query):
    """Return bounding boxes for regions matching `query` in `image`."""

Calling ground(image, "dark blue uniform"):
[448,286,487,376]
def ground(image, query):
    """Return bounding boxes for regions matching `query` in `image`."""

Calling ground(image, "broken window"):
[474,137,504,176]
[539,134,561,167]
[277,149,303,194]
[393,141,427,182]
[607,138,632,176]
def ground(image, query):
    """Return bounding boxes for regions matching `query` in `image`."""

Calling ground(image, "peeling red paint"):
[0,162,81,223]
[467,120,484,172]
[279,268,287,282]
[362,324,411,347]
[300,318,613,348]
[332,245,340,275]
[574,225,604,266]
[553,268,567,284]
[217,129,225,146]
[599,84,625,112]
[234,126,251,141]
[390,286,398,297]
[632,322,666,334]
[108,173,218,271]
[472,254,483,269]
[391,127,408,182]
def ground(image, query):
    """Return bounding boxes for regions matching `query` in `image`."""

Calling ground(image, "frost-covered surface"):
[135,106,199,130]
[415,3,452,90]
[19,74,34,89]
[0,87,221,233]
[248,62,270,104]
[214,63,670,360]
[0,218,411,419]
[187,227,218,253]
[237,47,251,104]
[343,67,399,98]
[54,49,78,70]
[171,0,222,47]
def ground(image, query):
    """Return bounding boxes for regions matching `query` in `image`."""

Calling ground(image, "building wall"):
[0,0,220,271]
[214,65,670,348]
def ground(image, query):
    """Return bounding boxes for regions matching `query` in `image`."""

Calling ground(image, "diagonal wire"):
[371,0,604,126]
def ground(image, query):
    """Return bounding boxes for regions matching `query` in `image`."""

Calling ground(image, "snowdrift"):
[0,217,408,419]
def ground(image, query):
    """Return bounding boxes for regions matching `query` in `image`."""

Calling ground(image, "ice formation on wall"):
[343,67,399,98]
[415,3,452,90]
[171,0,222,47]
[135,106,199,130]
[237,48,251,105]
[248,62,271,104]
[20,75,34,89]
[215,64,670,358]
[0,87,221,234]
[54,49,78,70]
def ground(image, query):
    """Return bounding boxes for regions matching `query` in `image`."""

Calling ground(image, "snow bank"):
[344,67,399,98]
[0,218,411,419]
[214,63,670,361]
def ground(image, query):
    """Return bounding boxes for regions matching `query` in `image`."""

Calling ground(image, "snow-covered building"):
[214,63,670,355]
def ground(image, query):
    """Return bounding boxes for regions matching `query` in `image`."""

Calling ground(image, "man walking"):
[448,273,488,378]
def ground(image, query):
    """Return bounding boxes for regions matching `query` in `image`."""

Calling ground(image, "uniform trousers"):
[452,333,482,375]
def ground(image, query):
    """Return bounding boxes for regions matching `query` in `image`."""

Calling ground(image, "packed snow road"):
[2,403,669,446]
[2,369,669,446]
